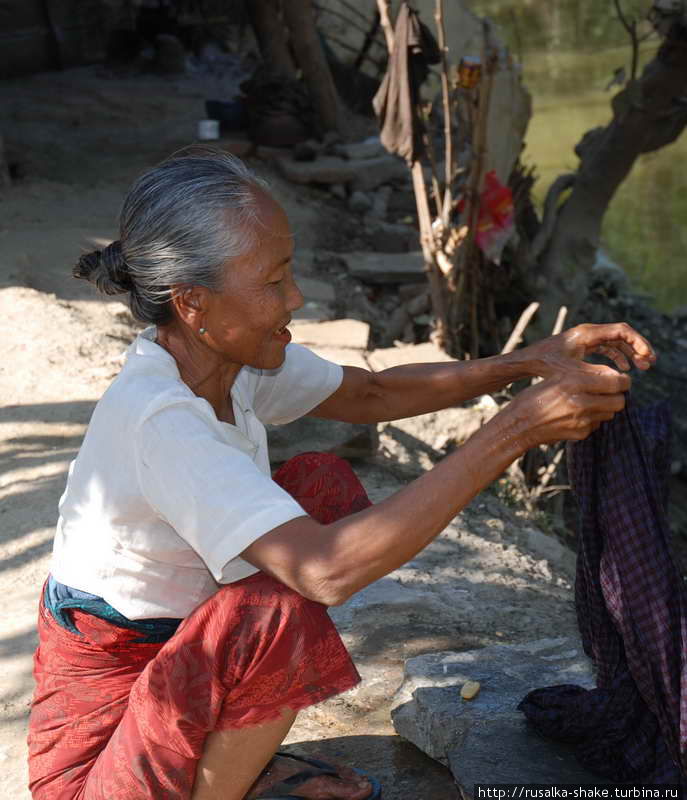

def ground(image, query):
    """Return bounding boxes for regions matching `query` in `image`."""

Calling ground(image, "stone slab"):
[342,138,386,160]
[365,221,417,253]
[267,417,378,464]
[449,715,614,794]
[391,639,609,791]
[291,302,335,323]
[306,346,370,371]
[277,154,406,191]
[290,319,370,350]
[341,251,426,284]
[367,342,454,372]
[297,276,335,304]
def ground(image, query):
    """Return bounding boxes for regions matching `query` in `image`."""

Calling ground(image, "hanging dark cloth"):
[372,3,440,165]
[518,399,687,784]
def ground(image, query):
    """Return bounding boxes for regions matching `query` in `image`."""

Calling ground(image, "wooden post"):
[376,0,395,55]
[282,0,342,134]
[246,0,297,79]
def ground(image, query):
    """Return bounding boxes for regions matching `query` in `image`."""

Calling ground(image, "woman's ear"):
[170,285,210,332]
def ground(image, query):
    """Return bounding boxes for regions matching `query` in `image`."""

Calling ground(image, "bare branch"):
[501,302,540,354]
[613,0,635,37]
[529,173,576,263]
[376,0,395,55]
[613,0,641,80]
[411,162,448,344]
[434,0,454,225]
[551,305,568,336]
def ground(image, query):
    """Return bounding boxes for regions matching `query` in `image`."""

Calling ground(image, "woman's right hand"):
[507,365,631,449]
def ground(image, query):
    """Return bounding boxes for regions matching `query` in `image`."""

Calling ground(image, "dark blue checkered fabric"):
[518,399,686,784]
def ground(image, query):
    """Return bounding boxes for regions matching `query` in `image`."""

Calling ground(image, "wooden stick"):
[412,161,447,344]
[551,305,568,336]
[376,0,395,55]
[532,446,565,499]
[354,11,383,71]
[434,0,454,226]
[501,302,540,354]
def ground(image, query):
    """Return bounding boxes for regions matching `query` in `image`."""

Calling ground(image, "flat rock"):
[391,639,610,792]
[367,342,454,372]
[291,302,335,323]
[341,251,426,284]
[267,417,378,464]
[291,319,370,350]
[342,138,385,160]
[297,276,336,304]
[277,154,406,191]
[306,346,370,371]
[366,221,417,253]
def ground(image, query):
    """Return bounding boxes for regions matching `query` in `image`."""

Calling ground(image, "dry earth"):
[0,67,581,798]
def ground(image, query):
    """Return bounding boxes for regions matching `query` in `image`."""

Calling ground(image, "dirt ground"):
[0,67,581,798]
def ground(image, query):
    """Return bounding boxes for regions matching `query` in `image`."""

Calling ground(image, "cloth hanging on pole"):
[372,2,440,165]
[519,400,687,784]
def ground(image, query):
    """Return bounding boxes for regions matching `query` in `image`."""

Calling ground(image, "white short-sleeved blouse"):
[49,327,343,619]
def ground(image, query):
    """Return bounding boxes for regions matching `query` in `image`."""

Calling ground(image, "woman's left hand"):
[525,322,657,380]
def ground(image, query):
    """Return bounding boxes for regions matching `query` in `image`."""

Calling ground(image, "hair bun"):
[73,240,133,295]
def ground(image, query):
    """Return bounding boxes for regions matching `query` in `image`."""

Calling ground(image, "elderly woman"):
[27,149,655,800]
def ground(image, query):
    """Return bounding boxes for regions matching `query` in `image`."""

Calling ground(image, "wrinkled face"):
[203,191,304,370]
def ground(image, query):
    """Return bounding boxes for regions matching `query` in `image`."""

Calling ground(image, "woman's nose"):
[287,275,304,312]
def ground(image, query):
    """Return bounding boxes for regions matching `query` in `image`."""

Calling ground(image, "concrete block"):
[391,639,609,791]
[341,251,425,283]
[291,319,370,350]
[277,154,406,191]
[306,346,369,371]
[297,276,336,304]
[367,342,454,372]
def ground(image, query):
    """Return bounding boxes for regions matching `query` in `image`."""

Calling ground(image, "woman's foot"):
[246,753,373,799]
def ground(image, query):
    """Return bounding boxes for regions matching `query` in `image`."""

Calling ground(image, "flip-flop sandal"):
[254,750,382,799]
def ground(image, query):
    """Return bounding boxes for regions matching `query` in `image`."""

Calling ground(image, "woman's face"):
[203,191,304,370]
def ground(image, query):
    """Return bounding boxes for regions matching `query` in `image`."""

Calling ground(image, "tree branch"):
[376,0,395,55]
[434,0,454,225]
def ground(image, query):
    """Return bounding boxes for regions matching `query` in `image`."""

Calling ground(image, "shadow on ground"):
[283,734,459,800]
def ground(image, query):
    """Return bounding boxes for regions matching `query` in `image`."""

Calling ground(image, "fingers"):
[578,322,656,369]
[564,364,631,395]
[594,344,631,372]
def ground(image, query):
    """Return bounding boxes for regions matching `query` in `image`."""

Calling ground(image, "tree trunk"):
[246,0,297,79]
[532,23,687,336]
[282,0,342,134]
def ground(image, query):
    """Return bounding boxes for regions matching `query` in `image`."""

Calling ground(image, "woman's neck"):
[155,323,240,425]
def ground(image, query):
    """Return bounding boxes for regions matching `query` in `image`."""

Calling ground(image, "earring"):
[199,327,207,335]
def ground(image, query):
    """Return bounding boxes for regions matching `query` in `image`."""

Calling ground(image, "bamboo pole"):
[434,0,454,226]
[376,0,395,55]
[412,162,448,343]
[501,302,540,354]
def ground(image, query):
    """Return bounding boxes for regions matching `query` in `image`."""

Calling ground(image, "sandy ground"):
[0,67,581,798]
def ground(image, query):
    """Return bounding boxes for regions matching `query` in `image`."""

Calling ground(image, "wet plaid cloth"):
[518,399,687,784]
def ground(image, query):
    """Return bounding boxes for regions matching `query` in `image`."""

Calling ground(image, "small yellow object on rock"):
[460,680,481,700]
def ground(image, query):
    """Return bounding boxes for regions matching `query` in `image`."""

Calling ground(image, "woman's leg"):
[29,455,372,800]
[190,709,297,799]
[188,453,375,800]
[29,573,361,800]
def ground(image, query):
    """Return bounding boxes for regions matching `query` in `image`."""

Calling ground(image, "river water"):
[471,0,687,312]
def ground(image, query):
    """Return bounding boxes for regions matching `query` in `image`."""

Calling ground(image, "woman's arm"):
[310,322,656,424]
[310,350,531,424]
[243,366,630,605]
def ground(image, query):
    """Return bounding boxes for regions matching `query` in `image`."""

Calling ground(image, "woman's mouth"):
[273,323,291,343]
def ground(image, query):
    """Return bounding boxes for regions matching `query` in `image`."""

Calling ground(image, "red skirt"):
[28,453,371,800]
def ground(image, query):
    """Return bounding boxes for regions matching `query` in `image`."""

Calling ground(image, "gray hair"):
[73,147,268,324]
